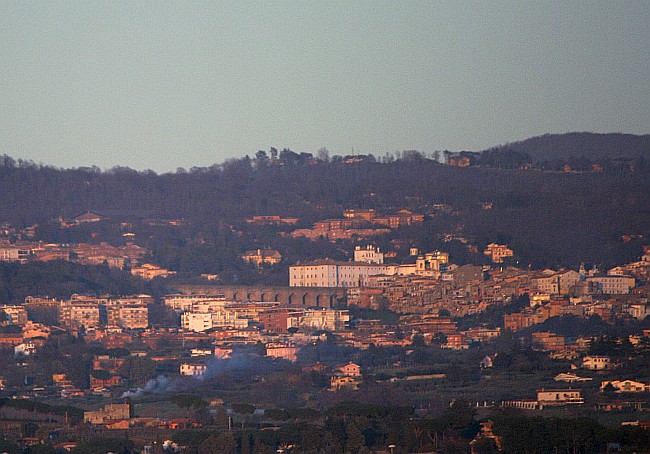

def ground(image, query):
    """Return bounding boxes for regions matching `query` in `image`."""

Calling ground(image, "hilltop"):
[0,132,648,272]
[484,132,650,162]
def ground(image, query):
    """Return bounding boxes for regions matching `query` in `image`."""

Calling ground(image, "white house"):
[180,363,207,378]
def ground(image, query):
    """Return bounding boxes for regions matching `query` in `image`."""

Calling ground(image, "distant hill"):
[485,132,650,162]
[0,135,649,270]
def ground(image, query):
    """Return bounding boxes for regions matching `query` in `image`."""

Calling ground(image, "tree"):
[232,403,256,430]
[170,394,208,417]
[198,433,237,454]
[345,422,366,452]
[119,355,155,386]
[317,147,330,162]
[0,440,20,454]
[71,436,136,454]
[255,150,269,168]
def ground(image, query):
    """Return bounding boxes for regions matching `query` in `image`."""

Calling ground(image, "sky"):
[1,1,649,172]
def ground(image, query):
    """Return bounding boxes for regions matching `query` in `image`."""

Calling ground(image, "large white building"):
[586,276,635,294]
[163,295,227,312]
[0,245,30,263]
[289,258,395,288]
[181,311,249,332]
[353,245,384,264]
[300,308,350,330]
[290,249,451,288]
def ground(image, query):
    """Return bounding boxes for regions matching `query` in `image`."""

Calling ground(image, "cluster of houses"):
[482,352,650,412]
[287,209,423,241]
[0,239,147,269]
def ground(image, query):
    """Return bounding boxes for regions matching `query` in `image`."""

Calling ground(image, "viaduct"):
[172,285,346,309]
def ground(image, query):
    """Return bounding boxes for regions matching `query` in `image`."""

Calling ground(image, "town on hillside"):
[0,144,649,452]
[1,224,649,452]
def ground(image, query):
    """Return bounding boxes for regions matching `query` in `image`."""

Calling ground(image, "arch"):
[288,293,294,306]
[246,292,252,300]
[274,293,280,302]
[260,293,266,302]
[302,294,307,306]
[329,295,337,307]
[315,294,321,308]
[232,292,238,300]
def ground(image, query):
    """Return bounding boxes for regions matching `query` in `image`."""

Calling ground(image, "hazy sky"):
[1,1,648,172]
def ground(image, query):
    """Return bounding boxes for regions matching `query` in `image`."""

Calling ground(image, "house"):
[582,355,613,371]
[484,244,514,263]
[594,400,645,412]
[22,321,51,339]
[329,362,362,391]
[242,249,282,267]
[554,373,592,383]
[71,210,108,225]
[537,389,584,408]
[330,375,359,391]
[265,343,299,362]
[131,264,176,280]
[84,403,132,424]
[601,380,649,393]
[14,342,36,356]
[479,355,495,369]
[180,363,207,378]
[337,362,361,377]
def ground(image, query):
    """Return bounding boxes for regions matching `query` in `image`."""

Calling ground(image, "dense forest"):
[0,133,649,279]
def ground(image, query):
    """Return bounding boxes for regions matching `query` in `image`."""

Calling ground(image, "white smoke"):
[121,375,171,398]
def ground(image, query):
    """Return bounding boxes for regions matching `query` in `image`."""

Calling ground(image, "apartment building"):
[106,303,149,329]
[59,301,101,330]
[587,276,636,294]
[0,244,30,263]
[163,294,226,312]
[181,311,249,332]
[0,305,28,326]
[532,270,580,295]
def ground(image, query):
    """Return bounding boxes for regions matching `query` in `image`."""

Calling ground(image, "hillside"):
[0,147,649,274]
[485,132,650,162]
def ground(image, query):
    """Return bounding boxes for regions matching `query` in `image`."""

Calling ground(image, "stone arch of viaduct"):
[173,285,346,308]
